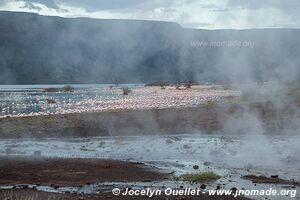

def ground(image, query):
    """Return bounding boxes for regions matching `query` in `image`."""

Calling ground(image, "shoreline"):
[0,157,168,187]
[0,85,240,118]
[0,101,297,138]
[0,157,251,200]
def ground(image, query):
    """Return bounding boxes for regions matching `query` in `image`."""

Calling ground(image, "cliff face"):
[0,11,300,84]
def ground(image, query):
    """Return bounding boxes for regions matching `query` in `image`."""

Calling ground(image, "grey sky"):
[0,0,299,29]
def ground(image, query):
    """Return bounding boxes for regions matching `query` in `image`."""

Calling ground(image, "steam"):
[223,113,280,168]
[0,10,299,175]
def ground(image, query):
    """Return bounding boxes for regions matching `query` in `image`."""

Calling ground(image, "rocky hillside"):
[0,11,300,84]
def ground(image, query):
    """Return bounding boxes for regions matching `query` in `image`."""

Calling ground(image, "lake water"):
[0,84,141,116]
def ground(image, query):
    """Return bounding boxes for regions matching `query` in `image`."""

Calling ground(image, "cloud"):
[0,0,300,29]
[211,8,231,12]
[21,0,60,10]
[227,0,300,10]
[0,0,8,6]
[19,0,178,12]
[21,2,42,11]
[226,0,300,27]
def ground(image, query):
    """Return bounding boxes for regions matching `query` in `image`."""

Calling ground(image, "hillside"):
[0,11,300,84]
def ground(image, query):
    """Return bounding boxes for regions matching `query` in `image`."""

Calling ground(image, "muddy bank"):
[0,157,249,199]
[0,157,168,186]
[0,189,250,200]
[0,102,297,138]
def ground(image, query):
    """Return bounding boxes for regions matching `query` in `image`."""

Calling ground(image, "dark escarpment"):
[0,11,300,84]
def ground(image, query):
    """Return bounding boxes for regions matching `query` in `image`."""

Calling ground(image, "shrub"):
[44,88,59,93]
[185,81,192,89]
[62,85,74,92]
[122,87,131,95]
[160,82,167,90]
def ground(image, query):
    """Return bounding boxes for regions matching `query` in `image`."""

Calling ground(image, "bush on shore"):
[122,87,131,95]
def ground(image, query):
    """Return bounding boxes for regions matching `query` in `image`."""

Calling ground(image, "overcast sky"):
[0,0,300,29]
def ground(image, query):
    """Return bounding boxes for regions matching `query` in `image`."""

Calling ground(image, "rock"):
[193,165,199,170]
[165,139,173,144]
[54,185,59,189]
[46,99,57,104]
[183,144,191,149]
[216,185,221,190]
[22,185,29,189]
[203,161,211,166]
[200,184,206,189]
[230,187,238,194]
[80,146,90,151]
[271,175,279,178]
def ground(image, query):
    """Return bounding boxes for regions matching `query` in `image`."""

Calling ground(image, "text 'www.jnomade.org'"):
[112,187,297,198]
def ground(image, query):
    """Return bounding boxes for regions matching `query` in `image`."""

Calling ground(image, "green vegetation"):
[180,171,221,182]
